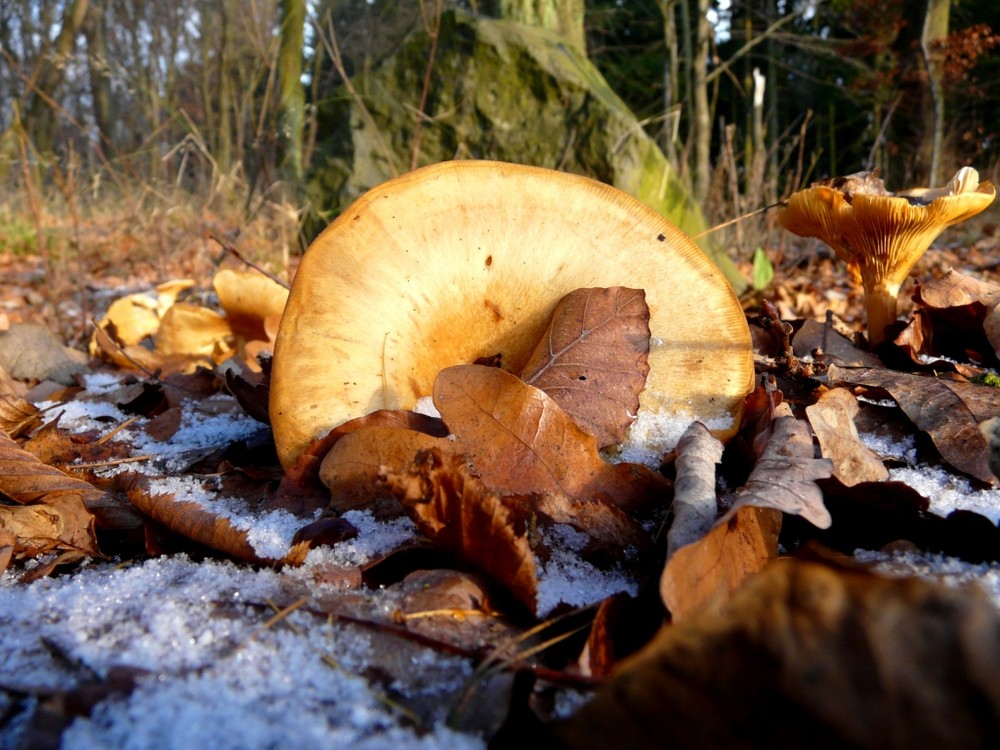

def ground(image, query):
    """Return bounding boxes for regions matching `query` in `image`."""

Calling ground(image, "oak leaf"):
[723,405,833,528]
[521,287,650,447]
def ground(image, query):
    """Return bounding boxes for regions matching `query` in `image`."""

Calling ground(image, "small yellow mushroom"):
[780,167,996,347]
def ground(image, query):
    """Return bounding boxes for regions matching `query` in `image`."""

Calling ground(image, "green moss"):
[972,372,1000,388]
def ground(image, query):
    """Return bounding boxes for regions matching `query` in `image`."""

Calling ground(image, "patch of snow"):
[887,465,1000,524]
[80,371,127,393]
[858,431,919,464]
[38,399,129,433]
[615,410,732,469]
[124,403,265,468]
[535,524,638,618]
[0,556,484,750]
[854,549,1000,609]
[413,396,441,418]
[301,511,420,568]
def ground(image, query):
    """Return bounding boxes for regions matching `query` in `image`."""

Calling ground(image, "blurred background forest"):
[2,0,999,306]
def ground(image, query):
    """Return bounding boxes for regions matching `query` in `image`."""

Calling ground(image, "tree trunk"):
[83,0,113,149]
[278,0,306,184]
[921,0,949,186]
[485,0,585,54]
[658,0,680,161]
[692,0,712,202]
[25,0,90,155]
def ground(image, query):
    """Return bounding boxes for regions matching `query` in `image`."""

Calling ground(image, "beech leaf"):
[433,364,667,512]
[829,364,1000,484]
[660,505,781,621]
[381,448,540,612]
[805,388,889,486]
[521,287,650,447]
[125,482,274,563]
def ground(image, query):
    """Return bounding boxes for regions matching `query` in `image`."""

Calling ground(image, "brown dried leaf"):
[555,556,1000,750]
[917,268,1000,309]
[155,302,233,362]
[0,394,40,437]
[829,364,1000,484]
[382,448,540,612]
[0,430,109,512]
[0,492,98,557]
[125,482,274,563]
[317,415,453,514]
[724,407,833,528]
[660,504,780,621]
[521,287,650,447]
[660,505,781,622]
[806,388,889,486]
[434,365,667,512]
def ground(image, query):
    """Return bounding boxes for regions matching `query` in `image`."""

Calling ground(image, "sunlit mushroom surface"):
[271,160,754,469]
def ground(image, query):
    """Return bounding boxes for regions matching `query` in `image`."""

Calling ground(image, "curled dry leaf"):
[666,421,724,559]
[521,287,650,447]
[554,555,1000,750]
[89,279,194,356]
[433,364,667,513]
[381,448,540,613]
[125,481,273,564]
[829,364,1000,484]
[155,302,234,363]
[806,388,889,486]
[723,405,833,529]
[660,505,781,621]
[0,394,40,438]
[0,431,102,558]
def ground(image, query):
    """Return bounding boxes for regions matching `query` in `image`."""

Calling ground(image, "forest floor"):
[3,197,1000,749]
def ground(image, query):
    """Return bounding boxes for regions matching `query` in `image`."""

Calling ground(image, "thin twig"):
[68,455,156,470]
[689,202,784,240]
[209,233,290,289]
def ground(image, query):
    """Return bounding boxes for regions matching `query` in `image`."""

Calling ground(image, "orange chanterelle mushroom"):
[780,166,996,347]
[269,160,755,470]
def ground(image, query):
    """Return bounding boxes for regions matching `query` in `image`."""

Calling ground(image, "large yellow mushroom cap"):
[780,167,996,345]
[270,160,754,470]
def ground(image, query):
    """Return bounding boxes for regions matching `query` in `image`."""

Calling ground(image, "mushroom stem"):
[864,281,901,348]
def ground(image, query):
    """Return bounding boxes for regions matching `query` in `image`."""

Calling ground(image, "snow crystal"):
[413,396,441,418]
[534,524,638,618]
[0,556,484,750]
[855,549,1000,610]
[301,510,420,568]
[858,431,918,464]
[887,465,1000,525]
[615,409,733,468]
[38,399,129,433]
